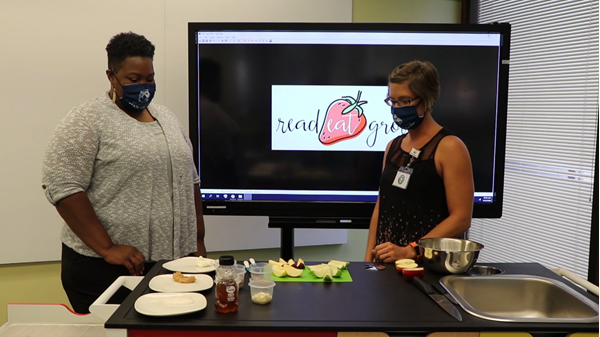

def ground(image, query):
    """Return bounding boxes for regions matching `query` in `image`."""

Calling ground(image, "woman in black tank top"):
[364,61,475,263]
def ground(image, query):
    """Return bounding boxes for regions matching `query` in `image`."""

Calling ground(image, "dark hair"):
[389,60,440,112]
[106,32,155,73]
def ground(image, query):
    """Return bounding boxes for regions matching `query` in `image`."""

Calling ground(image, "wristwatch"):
[409,241,420,257]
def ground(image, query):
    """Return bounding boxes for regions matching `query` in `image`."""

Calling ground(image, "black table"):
[105,262,599,337]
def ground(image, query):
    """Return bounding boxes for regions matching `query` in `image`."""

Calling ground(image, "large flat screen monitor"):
[188,22,510,227]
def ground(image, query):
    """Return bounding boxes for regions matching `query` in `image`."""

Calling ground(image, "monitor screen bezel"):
[188,22,510,224]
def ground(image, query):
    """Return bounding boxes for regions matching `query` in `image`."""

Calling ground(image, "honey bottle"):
[215,255,238,313]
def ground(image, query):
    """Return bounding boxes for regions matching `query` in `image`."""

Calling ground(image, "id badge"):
[392,166,413,189]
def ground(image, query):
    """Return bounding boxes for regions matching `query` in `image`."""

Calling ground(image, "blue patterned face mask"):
[112,71,156,112]
[391,104,424,130]
[117,83,156,112]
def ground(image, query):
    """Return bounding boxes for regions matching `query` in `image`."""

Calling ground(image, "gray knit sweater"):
[42,93,200,261]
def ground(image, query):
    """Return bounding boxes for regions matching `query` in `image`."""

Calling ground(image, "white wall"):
[0,0,352,264]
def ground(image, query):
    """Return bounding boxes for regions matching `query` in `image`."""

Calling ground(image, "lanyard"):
[393,148,420,190]
[406,148,421,168]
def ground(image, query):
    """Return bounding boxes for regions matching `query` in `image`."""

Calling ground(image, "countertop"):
[105,261,599,335]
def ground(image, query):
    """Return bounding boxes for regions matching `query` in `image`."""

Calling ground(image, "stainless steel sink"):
[439,274,599,323]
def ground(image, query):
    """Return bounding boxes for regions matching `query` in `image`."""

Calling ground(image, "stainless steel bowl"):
[418,238,484,274]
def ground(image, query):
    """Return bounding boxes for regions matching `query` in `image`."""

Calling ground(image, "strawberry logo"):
[319,91,368,145]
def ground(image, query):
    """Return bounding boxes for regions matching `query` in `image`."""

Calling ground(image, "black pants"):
[61,243,155,314]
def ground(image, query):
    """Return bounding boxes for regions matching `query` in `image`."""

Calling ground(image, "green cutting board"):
[271,268,353,282]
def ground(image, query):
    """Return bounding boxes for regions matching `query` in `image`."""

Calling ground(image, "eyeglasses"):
[384,96,420,107]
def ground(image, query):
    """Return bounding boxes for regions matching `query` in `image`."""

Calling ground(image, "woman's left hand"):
[373,242,415,263]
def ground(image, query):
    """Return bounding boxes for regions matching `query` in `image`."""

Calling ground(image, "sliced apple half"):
[395,259,417,271]
[402,267,425,280]
[268,259,280,266]
[395,259,416,265]
[296,258,306,269]
[395,263,419,272]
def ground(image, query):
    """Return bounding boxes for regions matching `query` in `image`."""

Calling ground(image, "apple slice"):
[307,264,329,273]
[273,265,287,277]
[296,258,306,269]
[268,259,280,266]
[312,266,330,278]
[279,258,287,265]
[328,260,350,269]
[284,264,303,277]
[322,269,334,282]
[288,259,297,268]
[402,267,425,280]
[329,265,342,277]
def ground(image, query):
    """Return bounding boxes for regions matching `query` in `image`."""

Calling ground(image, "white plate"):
[134,292,207,316]
[162,257,216,273]
[149,273,214,293]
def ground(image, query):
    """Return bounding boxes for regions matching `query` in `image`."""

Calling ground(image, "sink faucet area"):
[440,274,599,323]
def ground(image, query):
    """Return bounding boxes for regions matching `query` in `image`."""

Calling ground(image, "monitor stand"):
[268,217,370,260]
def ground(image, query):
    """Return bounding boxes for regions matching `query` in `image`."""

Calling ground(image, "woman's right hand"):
[103,245,145,276]
[54,193,146,275]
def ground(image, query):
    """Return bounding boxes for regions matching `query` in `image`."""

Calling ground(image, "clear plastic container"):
[233,264,247,288]
[249,262,272,281]
[248,279,275,304]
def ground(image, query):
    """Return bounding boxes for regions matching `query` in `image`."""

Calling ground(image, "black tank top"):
[375,128,452,247]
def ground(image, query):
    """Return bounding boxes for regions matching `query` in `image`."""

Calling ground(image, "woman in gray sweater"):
[42,32,206,313]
